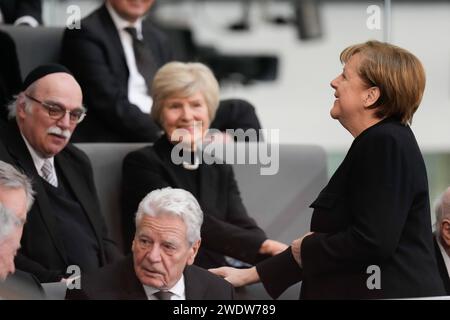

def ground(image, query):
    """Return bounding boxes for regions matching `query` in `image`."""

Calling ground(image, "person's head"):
[0,161,34,281]
[151,62,220,145]
[330,40,425,129]
[434,187,450,251]
[132,187,203,290]
[9,64,85,158]
[107,0,155,23]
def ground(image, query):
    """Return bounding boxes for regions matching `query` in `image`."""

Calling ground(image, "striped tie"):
[41,159,58,187]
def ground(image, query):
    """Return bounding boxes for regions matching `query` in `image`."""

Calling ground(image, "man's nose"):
[146,245,162,263]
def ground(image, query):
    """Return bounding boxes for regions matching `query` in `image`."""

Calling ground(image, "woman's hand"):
[259,239,289,256]
[291,232,314,267]
[209,266,260,287]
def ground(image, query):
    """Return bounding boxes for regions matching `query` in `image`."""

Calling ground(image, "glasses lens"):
[47,104,65,119]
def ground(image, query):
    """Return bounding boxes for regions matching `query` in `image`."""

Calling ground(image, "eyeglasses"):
[25,94,86,124]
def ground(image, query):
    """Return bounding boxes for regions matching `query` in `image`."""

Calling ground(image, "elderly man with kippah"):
[0,64,122,283]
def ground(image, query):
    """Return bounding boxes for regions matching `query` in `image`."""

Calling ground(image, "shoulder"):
[185,265,234,295]
[124,145,160,167]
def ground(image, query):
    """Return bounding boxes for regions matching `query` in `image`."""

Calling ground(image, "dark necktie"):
[124,26,157,92]
[154,290,173,300]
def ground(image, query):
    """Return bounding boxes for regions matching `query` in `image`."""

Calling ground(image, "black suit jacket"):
[0,0,42,24]
[65,256,235,300]
[433,236,450,295]
[122,136,268,268]
[61,4,172,142]
[257,118,446,299]
[0,269,45,300]
[0,121,121,282]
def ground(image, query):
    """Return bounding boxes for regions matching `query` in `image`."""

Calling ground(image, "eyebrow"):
[44,99,86,112]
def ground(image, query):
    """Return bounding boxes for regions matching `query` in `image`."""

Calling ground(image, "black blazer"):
[257,118,446,299]
[0,122,121,282]
[433,236,450,295]
[65,256,235,300]
[0,0,42,24]
[60,4,172,142]
[0,269,45,300]
[122,136,268,268]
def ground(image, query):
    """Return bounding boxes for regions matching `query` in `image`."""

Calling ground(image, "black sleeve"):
[256,247,303,299]
[301,132,413,277]
[61,27,161,142]
[200,166,268,264]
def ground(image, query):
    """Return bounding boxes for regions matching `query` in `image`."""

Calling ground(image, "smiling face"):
[132,214,200,290]
[108,0,155,22]
[330,53,373,124]
[160,91,210,147]
[17,73,83,158]
[0,187,28,280]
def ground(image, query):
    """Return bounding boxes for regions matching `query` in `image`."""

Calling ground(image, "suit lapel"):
[4,123,68,264]
[183,266,206,300]
[154,137,185,187]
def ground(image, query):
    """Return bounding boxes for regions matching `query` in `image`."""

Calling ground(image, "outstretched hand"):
[259,239,289,256]
[209,266,260,287]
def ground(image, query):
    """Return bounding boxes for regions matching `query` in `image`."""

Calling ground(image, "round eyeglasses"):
[25,94,86,124]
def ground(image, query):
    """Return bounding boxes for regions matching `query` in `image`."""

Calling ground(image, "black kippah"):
[22,64,73,91]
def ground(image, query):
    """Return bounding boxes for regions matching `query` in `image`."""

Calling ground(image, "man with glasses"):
[0,64,121,283]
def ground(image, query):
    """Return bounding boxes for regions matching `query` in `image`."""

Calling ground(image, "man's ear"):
[363,86,381,107]
[441,219,450,247]
[186,239,201,265]
[16,94,28,119]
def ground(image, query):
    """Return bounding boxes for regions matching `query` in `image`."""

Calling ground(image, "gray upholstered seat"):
[0,25,64,79]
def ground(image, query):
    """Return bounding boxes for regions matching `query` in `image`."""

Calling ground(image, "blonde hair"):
[340,40,425,125]
[150,62,220,126]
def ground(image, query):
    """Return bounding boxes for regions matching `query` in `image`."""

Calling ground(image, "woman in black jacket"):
[211,40,446,299]
[122,62,287,269]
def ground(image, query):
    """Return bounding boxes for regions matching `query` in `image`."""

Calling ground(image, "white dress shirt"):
[21,134,58,187]
[437,238,450,279]
[142,275,186,300]
[106,2,153,114]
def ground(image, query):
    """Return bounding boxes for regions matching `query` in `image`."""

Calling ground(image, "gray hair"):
[135,187,203,245]
[434,186,450,238]
[0,161,35,211]
[0,203,21,241]
[150,62,220,126]
[6,91,34,120]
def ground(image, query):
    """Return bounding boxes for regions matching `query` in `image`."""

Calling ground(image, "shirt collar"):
[106,2,143,39]
[20,133,55,172]
[142,274,185,300]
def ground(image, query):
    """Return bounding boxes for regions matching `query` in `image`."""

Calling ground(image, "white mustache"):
[47,126,71,139]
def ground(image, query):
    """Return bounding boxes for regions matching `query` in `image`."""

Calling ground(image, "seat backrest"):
[0,25,65,79]
[76,142,327,251]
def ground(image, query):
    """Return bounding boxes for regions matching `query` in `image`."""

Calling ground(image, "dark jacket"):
[433,236,450,295]
[0,0,42,25]
[0,121,121,282]
[257,118,446,299]
[65,256,235,300]
[122,136,268,268]
[61,4,172,142]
